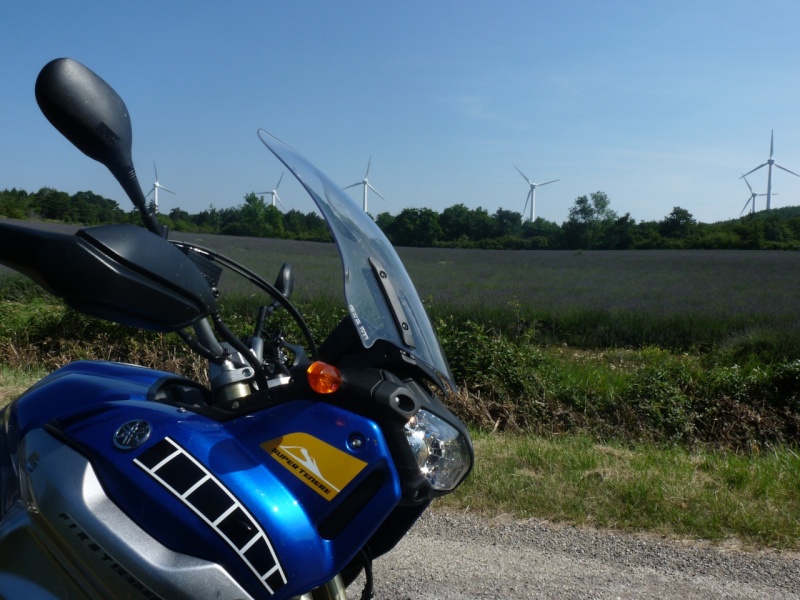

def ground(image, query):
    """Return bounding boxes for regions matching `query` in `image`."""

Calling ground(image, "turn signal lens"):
[307,361,342,394]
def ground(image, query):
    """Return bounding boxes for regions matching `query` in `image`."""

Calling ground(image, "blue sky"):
[3,1,800,225]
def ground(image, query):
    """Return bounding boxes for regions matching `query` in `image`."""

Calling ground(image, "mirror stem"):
[114,166,168,237]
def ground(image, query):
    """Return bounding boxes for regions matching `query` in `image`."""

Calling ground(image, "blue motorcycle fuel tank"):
[1,360,402,599]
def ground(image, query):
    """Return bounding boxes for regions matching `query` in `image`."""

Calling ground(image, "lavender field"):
[168,230,800,352]
[172,232,800,317]
[4,220,800,352]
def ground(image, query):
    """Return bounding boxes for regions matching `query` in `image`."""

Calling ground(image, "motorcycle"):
[0,58,473,599]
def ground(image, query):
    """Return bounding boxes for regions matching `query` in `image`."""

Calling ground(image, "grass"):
[0,366,44,408]
[440,431,800,550]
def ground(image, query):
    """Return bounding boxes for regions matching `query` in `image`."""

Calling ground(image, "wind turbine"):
[343,157,386,213]
[257,171,287,210]
[145,163,175,214]
[739,174,768,216]
[514,166,559,222]
[740,130,799,210]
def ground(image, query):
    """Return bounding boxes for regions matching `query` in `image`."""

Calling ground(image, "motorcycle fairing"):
[1,361,403,599]
[0,428,253,599]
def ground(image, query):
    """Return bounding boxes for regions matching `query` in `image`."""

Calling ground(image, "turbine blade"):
[275,171,284,190]
[343,182,362,190]
[276,192,286,210]
[514,165,531,183]
[770,129,774,159]
[368,183,387,201]
[773,163,800,178]
[741,163,767,178]
[741,174,753,192]
[153,162,159,180]
[538,179,560,187]
[740,197,751,216]
[365,156,372,178]
[159,185,176,195]
[522,189,531,214]
[146,186,155,198]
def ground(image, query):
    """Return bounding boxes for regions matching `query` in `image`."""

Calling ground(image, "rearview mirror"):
[35,58,163,235]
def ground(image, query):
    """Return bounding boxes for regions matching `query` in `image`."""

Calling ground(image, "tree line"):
[0,188,331,242]
[3,187,800,250]
[376,192,800,250]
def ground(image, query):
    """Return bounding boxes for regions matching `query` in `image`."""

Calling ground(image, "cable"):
[170,240,318,359]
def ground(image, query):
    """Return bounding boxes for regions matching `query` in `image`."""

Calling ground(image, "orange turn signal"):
[307,361,342,394]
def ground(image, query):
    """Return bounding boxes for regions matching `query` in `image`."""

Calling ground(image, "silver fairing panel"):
[0,428,254,600]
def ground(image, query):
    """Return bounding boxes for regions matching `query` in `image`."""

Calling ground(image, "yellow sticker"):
[261,433,368,501]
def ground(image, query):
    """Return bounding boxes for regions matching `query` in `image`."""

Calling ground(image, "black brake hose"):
[359,549,374,600]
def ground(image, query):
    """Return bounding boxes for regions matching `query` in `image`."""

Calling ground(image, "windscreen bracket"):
[369,257,415,349]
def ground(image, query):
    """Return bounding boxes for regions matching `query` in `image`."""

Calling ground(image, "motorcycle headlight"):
[404,409,471,492]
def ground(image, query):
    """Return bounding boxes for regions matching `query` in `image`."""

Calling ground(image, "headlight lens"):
[404,409,471,491]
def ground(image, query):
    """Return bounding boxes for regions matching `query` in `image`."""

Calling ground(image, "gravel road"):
[349,511,800,599]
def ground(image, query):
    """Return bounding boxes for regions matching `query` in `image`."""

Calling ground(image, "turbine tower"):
[739,174,768,216]
[514,166,559,222]
[740,130,799,210]
[146,163,175,214]
[257,171,287,210]
[343,157,386,213]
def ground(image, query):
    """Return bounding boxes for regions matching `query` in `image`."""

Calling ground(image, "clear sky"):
[3,1,800,225]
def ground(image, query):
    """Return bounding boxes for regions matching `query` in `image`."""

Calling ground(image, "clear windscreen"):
[257,130,455,394]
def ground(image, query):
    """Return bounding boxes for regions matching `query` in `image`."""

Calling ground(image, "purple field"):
[170,231,800,323]
[4,221,800,347]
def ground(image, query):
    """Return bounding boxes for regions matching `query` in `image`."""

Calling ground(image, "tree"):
[468,207,496,241]
[263,205,285,238]
[631,220,662,249]
[0,188,32,219]
[439,204,472,242]
[522,217,562,248]
[375,212,396,237]
[168,207,193,231]
[659,207,696,240]
[191,205,222,232]
[601,213,637,250]
[388,208,443,247]
[34,187,75,221]
[492,208,523,238]
[563,191,617,249]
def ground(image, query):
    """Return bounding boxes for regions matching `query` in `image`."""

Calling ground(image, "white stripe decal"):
[134,438,286,595]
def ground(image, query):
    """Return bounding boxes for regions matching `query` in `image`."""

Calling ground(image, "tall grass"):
[441,432,800,549]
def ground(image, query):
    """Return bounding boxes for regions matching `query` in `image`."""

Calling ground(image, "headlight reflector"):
[404,409,471,491]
